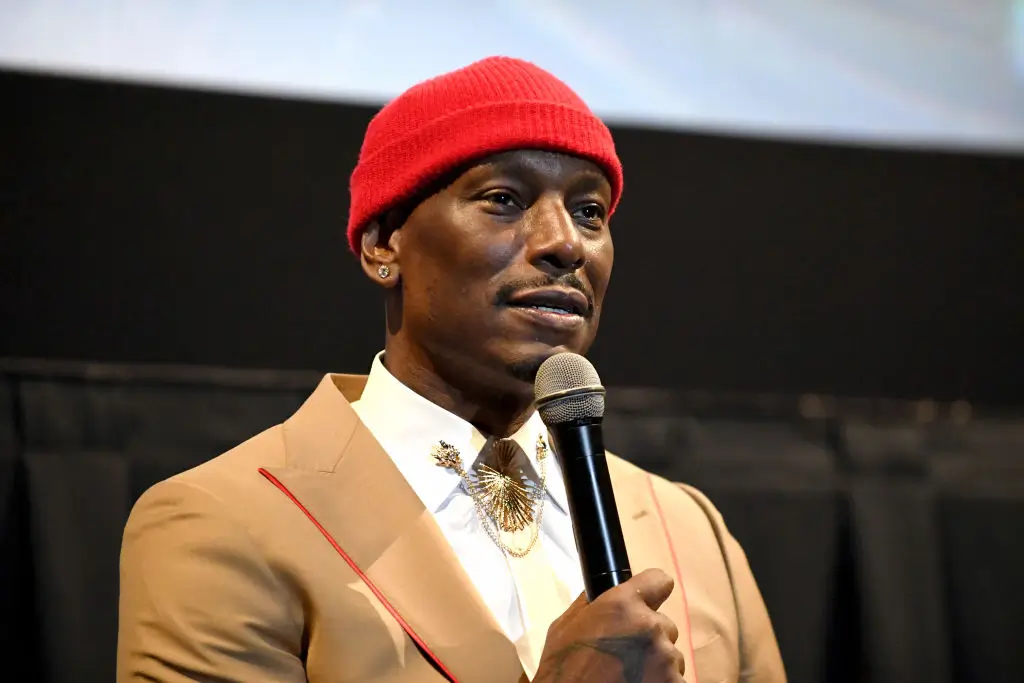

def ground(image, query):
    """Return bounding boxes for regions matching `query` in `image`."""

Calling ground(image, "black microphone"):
[534,352,631,600]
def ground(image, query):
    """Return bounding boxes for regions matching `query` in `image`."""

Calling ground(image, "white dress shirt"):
[350,352,585,642]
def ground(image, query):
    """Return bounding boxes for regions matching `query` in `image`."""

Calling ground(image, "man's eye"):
[575,203,606,222]
[484,191,517,206]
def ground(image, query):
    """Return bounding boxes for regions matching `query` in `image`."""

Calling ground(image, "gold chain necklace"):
[431,435,549,558]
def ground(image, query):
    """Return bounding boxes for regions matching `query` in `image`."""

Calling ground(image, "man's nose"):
[527,200,585,275]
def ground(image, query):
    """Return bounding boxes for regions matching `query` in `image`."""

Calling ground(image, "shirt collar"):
[351,352,569,515]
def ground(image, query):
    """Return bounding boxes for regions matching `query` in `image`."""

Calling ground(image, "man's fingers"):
[655,612,679,644]
[630,568,675,610]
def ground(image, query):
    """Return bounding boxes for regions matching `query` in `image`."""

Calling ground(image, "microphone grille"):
[534,352,605,424]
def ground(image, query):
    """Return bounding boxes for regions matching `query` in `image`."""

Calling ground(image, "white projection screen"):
[2,0,1023,152]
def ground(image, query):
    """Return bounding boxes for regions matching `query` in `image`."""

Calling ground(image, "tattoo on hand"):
[544,635,653,683]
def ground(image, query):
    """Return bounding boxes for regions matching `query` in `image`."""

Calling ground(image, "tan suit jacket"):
[117,374,786,683]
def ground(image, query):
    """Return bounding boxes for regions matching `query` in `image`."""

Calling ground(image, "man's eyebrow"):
[568,171,612,195]
[466,158,610,193]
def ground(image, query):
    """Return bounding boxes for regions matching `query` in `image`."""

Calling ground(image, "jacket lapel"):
[263,375,524,683]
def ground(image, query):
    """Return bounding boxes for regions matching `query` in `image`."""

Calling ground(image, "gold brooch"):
[431,435,549,557]
[430,440,462,470]
[476,463,533,532]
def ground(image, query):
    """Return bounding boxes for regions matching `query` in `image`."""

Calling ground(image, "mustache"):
[494,273,595,317]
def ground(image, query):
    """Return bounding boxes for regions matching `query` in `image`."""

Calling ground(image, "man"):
[117,57,786,683]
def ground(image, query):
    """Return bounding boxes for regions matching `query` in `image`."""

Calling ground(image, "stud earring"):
[377,265,390,279]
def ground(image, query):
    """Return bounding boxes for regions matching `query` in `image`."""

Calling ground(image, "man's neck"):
[380,346,535,439]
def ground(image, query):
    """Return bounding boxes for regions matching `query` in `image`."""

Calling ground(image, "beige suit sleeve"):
[117,479,306,683]
[679,484,788,683]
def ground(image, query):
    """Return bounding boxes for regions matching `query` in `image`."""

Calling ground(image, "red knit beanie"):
[347,56,623,254]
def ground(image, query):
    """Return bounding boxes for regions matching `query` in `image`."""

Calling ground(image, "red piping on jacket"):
[258,467,459,683]
[647,474,699,683]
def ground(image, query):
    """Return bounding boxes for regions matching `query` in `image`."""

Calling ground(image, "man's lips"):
[503,287,591,318]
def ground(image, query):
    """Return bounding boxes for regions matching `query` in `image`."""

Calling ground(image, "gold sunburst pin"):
[473,464,535,532]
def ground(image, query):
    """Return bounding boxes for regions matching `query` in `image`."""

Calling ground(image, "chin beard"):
[507,356,544,384]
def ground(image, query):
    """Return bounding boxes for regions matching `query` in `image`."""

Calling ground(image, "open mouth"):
[504,288,590,318]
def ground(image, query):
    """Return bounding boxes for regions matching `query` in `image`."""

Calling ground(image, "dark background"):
[3,69,1022,403]
[1,69,1023,683]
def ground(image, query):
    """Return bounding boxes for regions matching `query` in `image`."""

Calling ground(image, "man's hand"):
[533,569,685,683]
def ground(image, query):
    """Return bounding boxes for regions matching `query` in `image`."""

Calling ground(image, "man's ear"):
[359,215,402,288]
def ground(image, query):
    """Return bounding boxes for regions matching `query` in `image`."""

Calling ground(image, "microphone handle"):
[548,419,632,601]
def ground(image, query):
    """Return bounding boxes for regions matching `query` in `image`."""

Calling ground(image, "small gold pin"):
[431,440,462,470]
